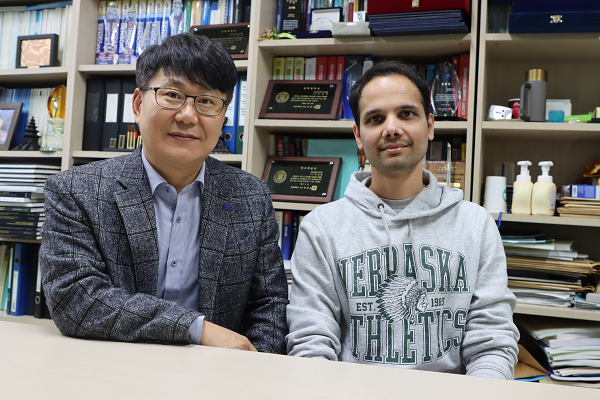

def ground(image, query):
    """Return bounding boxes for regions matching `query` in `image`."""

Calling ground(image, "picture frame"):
[259,80,342,120]
[16,34,59,68]
[262,156,341,204]
[0,103,23,150]
[190,23,250,59]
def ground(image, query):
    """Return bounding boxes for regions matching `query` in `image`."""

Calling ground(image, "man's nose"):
[382,116,402,138]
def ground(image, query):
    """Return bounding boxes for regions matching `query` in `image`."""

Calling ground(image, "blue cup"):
[548,110,564,123]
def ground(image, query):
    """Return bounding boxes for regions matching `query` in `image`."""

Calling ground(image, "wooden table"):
[0,321,595,399]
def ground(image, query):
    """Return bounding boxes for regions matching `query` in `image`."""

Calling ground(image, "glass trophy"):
[430,61,461,118]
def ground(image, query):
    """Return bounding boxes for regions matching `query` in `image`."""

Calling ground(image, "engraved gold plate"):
[550,15,563,23]
[412,0,419,8]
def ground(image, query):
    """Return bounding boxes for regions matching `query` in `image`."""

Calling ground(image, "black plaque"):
[191,23,250,59]
[259,80,342,120]
[262,156,341,204]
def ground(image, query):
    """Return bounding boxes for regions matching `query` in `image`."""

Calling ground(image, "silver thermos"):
[520,69,547,122]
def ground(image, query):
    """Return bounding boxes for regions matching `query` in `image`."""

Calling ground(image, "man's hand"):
[199,321,258,352]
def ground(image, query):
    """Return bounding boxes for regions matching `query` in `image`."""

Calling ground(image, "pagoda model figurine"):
[12,116,40,151]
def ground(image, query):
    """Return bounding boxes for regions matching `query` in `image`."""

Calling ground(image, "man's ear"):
[353,124,363,151]
[132,88,143,125]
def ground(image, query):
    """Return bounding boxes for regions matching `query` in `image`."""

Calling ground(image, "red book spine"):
[327,56,336,80]
[275,136,285,156]
[316,56,328,80]
[336,56,345,80]
[459,53,470,120]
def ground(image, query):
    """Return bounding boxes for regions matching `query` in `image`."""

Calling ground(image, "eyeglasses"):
[143,87,228,116]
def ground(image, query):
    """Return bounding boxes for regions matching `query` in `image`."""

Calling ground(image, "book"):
[25,245,39,316]
[327,56,336,80]
[284,57,294,80]
[294,57,305,80]
[281,210,292,260]
[0,244,8,308]
[305,57,317,80]
[272,57,285,80]
[33,253,46,319]
[458,53,469,119]
[336,55,345,80]
[82,78,107,151]
[0,206,45,213]
[316,56,328,80]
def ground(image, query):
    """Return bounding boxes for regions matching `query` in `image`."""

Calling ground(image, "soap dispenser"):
[532,161,556,216]
[512,161,533,215]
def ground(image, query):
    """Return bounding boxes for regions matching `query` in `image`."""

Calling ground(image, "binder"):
[25,245,39,316]
[33,251,45,319]
[281,211,292,260]
[1,245,14,311]
[235,74,247,154]
[101,78,124,151]
[82,78,106,151]
[10,243,31,316]
[118,78,137,148]
[222,78,239,154]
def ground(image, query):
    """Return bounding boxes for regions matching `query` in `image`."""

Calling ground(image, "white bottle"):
[512,161,533,215]
[532,161,556,216]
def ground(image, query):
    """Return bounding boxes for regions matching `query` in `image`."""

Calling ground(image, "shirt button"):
[171,259,177,267]
[176,216,182,223]
[165,187,170,193]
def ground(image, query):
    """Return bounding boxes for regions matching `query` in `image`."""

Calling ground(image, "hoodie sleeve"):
[462,212,520,379]
[286,214,343,360]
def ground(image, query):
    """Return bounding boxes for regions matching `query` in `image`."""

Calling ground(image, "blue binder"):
[9,243,31,316]
[509,11,600,33]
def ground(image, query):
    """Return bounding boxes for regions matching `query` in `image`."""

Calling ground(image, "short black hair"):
[349,60,430,127]
[136,33,238,103]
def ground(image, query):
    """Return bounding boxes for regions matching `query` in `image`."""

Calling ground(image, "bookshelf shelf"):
[486,33,600,62]
[72,151,243,164]
[0,67,68,86]
[254,120,469,134]
[482,121,600,141]
[273,201,319,212]
[514,303,600,322]
[0,151,63,159]
[258,34,472,58]
[78,60,250,75]
[491,213,600,228]
[0,312,55,328]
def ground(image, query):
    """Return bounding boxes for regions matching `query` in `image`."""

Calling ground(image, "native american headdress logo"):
[376,275,428,324]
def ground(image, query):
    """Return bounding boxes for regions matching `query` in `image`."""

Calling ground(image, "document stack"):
[557,197,600,219]
[0,163,59,240]
[515,314,600,389]
[502,233,599,308]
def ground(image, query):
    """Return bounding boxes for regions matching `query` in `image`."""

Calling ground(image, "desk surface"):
[0,321,595,399]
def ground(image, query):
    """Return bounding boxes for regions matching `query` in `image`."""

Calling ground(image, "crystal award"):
[430,61,461,118]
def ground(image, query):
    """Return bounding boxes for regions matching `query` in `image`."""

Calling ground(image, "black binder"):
[82,78,106,151]
[118,78,138,149]
[101,78,123,151]
[25,245,39,316]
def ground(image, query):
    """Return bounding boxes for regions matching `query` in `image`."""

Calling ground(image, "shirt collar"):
[141,149,205,195]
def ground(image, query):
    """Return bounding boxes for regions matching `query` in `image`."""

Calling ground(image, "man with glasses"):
[40,34,288,353]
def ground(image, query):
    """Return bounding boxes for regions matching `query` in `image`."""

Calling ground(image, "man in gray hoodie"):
[286,60,519,379]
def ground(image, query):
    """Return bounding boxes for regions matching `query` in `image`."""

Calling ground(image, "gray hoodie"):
[286,170,519,379]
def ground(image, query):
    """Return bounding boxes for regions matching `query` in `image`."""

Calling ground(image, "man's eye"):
[367,115,381,123]
[164,91,183,100]
[402,111,414,118]
[198,97,216,106]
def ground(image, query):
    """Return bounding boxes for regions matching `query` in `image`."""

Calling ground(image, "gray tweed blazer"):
[40,147,288,353]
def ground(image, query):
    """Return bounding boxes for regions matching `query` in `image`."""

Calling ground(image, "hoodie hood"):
[344,169,464,221]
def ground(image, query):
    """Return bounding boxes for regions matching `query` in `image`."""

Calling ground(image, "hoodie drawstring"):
[377,203,421,282]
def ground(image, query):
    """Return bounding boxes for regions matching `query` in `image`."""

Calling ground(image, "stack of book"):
[515,314,600,389]
[557,197,600,219]
[368,10,470,36]
[502,233,599,307]
[0,163,59,240]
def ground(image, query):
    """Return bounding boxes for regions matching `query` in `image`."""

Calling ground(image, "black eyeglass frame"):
[142,86,229,116]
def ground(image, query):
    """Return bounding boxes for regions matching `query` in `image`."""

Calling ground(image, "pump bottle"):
[532,161,556,216]
[512,161,533,215]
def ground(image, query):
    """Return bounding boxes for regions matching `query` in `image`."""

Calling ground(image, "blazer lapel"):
[197,158,231,319]
[115,148,159,295]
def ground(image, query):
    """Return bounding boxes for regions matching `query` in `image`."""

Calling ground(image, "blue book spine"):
[160,0,171,43]
[281,211,292,260]
[276,0,282,32]
[136,1,147,57]
[148,2,161,46]
[1,246,13,311]
[222,81,238,153]
[200,0,210,25]
[226,0,233,24]
[10,243,31,317]
[117,2,128,63]
[96,2,106,64]
[209,0,218,24]
[13,89,30,147]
